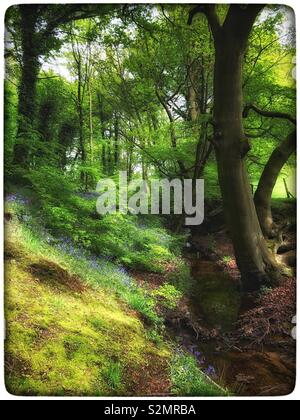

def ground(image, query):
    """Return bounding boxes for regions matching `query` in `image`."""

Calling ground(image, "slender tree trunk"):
[114,114,119,169]
[210,6,279,291]
[88,80,94,163]
[156,89,186,176]
[142,158,148,181]
[13,5,40,169]
[127,144,134,181]
[75,56,86,187]
[107,127,113,175]
[78,99,86,184]
[102,144,107,174]
[188,60,200,122]
[254,130,296,237]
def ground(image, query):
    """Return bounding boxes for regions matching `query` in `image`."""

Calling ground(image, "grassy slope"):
[5,221,171,396]
[5,218,226,397]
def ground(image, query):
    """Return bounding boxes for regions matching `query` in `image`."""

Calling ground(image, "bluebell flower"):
[204,365,216,377]
[6,193,29,206]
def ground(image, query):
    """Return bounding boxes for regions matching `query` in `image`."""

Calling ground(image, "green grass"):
[104,362,123,393]
[4,220,170,396]
[4,197,228,397]
[8,170,187,275]
[151,284,183,310]
[171,352,230,397]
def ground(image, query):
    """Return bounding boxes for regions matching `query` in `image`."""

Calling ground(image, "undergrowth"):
[4,191,227,397]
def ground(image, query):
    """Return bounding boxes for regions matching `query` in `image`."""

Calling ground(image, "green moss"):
[5,215,227,398]
[194,274,241,330]
[4,221,171,396]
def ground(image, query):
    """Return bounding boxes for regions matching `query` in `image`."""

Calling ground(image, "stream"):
[166,254,296,397]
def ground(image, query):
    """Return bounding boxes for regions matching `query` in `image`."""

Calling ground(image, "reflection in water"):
[176,256,296,396]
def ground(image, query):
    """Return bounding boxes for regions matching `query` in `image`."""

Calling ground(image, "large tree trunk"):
[254,130,296,237]
[211,6,279,291]
[13,5,40,169]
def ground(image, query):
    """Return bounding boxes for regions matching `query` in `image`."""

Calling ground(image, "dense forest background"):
[4,4,297,397]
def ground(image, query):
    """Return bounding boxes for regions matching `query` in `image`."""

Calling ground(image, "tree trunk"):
[211,6,279,291]
[88,80,94,163]
[78,96,86,185]
[102,144,107,174]
[254,130,296,237]
[13,5,40,169]
[127,143,134,181]
[114,114,119,169]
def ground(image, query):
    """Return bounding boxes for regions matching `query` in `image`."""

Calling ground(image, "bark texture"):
[190,5,280,291]
[254,130,296,237]
[13,5,40,168]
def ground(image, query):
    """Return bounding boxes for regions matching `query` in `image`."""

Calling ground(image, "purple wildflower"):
[204,365,217,377]
[6,193,30,206]
[194,351,202,359]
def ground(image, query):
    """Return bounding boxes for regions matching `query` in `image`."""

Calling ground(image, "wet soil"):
[137,222,296,397]
[179,237,296,396]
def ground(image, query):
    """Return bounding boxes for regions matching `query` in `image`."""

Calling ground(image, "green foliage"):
[146,327,164,346]
[171,352,228,397]
[5,218,171,396]
[4,81,18,182]
[104,362,123,393]
[151,284,182,310]
[167,259,193,294]
[23,168,184,274]
[123,289,162,325]
[4,3,297,398]
[222,256,233,264]
[259,286,273,298]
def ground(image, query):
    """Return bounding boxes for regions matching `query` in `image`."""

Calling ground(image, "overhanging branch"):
[243,104,296,126]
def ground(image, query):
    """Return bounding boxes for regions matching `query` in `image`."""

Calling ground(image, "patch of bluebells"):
[6,190,136,293]
[6,193,34,225]
[189,346,217,378]
[6,193,30,206]
[121,275,136,290]
[190,346,205,365]
[55,236,136,290]
[204,365,217,378]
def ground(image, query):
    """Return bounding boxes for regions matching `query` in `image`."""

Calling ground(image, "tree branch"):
[243,104,296,126]
[223,5,265,46]
[188,5,221,40]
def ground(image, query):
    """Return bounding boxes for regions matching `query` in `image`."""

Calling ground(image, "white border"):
[0,0,298,401]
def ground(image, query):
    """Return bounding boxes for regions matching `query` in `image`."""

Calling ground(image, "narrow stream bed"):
[166,256,296,396]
